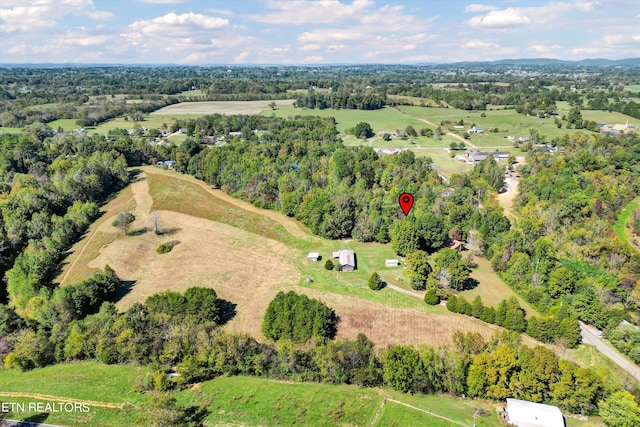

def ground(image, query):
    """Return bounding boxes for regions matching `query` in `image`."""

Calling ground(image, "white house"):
[307,252,320,262]
[468,125,484,133]
[505,398,564,427]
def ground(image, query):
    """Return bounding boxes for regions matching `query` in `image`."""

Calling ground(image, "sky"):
[1,0,640,64]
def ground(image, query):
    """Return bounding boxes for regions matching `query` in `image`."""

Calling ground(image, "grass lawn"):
[383,392,499,427]
[460,256,540,317]
[0,127,24,133]
[91,116,175,134]
[47,118,79,132]
[147,172,291,244]
[263,106,431,135]
[399,105,575,144]
[153,100,295,116]
[375,401,464,427]
[175,375,380,426]
[0,361,145,405]
[0,397,136,427]
[612,197,640,252]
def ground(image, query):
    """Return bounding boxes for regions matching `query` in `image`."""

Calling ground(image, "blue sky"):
[1,0,639,64]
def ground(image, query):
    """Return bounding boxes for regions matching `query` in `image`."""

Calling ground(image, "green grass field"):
[47,118,80,132]
[612,197,640,251]
[176,376,380,426]
[460,256,540,317]
[400,106,570,145]
[0,362,506,427]
[0,361,608,427]
[263,106,431,134]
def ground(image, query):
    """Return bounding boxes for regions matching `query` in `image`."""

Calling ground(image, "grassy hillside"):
[612,197,640,252]
[1,363,605,427]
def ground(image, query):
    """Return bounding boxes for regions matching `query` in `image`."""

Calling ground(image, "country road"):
[385,284,640,381]
[579,321,640,381]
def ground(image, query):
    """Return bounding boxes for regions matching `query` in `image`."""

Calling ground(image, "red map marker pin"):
[398,192,414,216]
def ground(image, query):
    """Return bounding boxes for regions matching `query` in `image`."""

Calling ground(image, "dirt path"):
[497,176,518,219]
[0,392,124,409]
[368,395,467,427]
[58,191,135,286]
[141,166,314,242]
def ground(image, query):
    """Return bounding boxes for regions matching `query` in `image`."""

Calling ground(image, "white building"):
[307,252,320,262]
[385,259,400,267]
[505,398,564,427]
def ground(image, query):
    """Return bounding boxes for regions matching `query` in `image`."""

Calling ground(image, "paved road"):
[579,321,640,381]
[4,420,65,427]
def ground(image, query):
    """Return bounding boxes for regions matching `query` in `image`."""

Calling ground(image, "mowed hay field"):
[151,99,296,116]
[60,166,519,347]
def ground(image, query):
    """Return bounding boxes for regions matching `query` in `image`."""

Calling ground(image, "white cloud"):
[204,8,234,15]
[251,0,374,25]
[299,43,321,51]
[464,4,498,13]
[0,0,111,33]
[233,51,250,63]
[461,39,499,49]
[528,44,561,54]
[466,1,596,29]
[467,8,531,28]
[303,55,323,63]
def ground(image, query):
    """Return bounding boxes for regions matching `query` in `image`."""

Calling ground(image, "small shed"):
[386,259,400,267]
[308,252,320,262]
[505,398,564,427]
[229,131,243,137]
[333,249,356,271]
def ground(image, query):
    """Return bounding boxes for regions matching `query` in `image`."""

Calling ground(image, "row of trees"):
[293,91,386,110]
[262,291,337,343]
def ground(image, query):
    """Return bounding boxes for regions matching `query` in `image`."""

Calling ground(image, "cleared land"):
[613,197,640,251]
[152,99,295,116]
[6,362,557,427]
[59,167,515,347]
[460,256,539,317]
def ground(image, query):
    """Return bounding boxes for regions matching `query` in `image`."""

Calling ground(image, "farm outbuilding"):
[385,259,400,267]
[504,398,564,427]
[307,252,320,262]
[332,249,356,271]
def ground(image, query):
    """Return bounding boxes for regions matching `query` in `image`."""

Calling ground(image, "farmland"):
[152,99,295,116]
[58,166,512,347]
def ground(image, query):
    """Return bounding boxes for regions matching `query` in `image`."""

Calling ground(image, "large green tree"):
[598,391,640,427]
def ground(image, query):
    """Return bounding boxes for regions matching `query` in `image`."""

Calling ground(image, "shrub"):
[446,295,459,312]
[424,289,440,305]
[324,259,334,270]
[156,242,172,254]
[368,272,383,290]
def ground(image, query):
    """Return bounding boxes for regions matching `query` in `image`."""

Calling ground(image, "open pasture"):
[152,99,295,116]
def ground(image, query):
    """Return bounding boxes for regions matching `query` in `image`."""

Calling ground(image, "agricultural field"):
[399,105,568,146]
[58,166,522,348]
[152,99,295,116]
